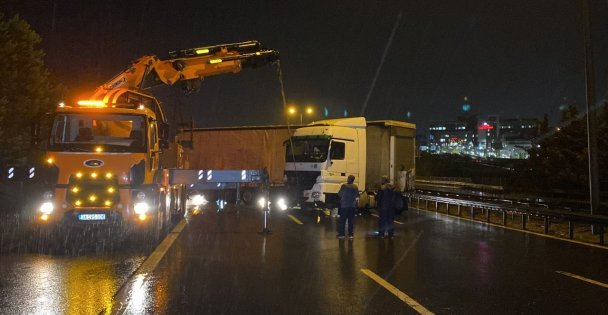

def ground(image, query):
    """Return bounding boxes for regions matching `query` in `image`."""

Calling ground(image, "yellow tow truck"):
[36,41,278,233]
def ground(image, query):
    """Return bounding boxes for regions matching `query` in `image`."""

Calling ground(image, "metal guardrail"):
[409,193,608,245]
[416,176,472,183]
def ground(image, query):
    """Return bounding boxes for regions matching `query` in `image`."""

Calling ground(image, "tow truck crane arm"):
[91,40,279,99]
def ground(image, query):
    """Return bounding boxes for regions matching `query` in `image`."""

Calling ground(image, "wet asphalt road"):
[0,254,145,314]
[0,219,154,314]
[2,206,608,314]
[110,206,608,314]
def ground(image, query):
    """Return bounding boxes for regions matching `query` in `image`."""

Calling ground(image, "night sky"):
[4,0,608,132]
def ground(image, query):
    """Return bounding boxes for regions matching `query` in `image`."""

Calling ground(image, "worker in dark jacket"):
[337,175,358,239]
[377,176,396,238]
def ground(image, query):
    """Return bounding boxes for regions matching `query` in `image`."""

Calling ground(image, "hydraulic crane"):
[89,40,279,123]
[36,41,279,236]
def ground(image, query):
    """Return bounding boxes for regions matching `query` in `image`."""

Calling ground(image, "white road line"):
[288,214,304,225]
[556,271,608,289]
[136,219,187,274]
[108,219,187,314]
[361,268,435,315]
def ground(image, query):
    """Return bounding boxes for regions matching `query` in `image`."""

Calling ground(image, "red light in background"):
[478,122,493,130]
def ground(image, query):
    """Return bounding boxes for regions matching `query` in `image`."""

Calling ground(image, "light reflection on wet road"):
[1,206,608,314]
[0,254,145,314]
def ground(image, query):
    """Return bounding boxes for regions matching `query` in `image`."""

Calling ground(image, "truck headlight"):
[40,202,54,214]
[134,202,149,214]
[191,194,207,206]
[311,192,320,199]
[136,191,146,200]
[258,197,268,209]
[277,197,288,211]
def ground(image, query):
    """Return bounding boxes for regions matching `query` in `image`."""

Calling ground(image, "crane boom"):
[91,40,279,98]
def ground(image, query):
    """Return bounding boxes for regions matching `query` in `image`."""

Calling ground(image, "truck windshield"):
[285,138,330,162]
[48,113,147,153]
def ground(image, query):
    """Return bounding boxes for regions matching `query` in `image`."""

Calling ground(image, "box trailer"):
[177,125,296,204]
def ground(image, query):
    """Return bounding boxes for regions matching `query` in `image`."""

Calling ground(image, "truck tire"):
[324,193,339,210]
[241,188,256,205]
[357,192,370,210]
[145,190,167,242]
[171,187,185,224]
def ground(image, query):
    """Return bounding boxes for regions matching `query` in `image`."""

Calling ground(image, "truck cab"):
[285,117,367,208]
[37,99,183,228]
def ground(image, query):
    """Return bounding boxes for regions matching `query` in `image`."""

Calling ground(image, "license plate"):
[78,213,106,221]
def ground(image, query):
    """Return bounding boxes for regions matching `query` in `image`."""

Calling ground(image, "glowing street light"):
[287,104,315,125]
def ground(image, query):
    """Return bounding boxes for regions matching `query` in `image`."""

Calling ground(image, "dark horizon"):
[4,0,608,132]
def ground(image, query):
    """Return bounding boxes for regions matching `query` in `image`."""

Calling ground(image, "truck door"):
[149,120,159,173]
[328,140,357,180]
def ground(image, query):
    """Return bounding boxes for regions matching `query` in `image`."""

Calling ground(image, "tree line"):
[0,13,61,166]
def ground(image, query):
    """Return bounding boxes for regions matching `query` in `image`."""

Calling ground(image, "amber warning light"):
[77,100,106,107]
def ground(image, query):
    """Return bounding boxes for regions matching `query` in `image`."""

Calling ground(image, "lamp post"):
[581,0,600,216]
[287,105,314,125]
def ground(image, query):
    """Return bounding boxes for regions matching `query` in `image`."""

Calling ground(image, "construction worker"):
[377,176,396,238]
[337,175,358,239]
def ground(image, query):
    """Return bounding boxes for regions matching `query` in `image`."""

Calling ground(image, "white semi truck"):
[284,117,416,209]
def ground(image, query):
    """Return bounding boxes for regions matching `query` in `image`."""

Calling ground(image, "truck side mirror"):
[159,122,170,141]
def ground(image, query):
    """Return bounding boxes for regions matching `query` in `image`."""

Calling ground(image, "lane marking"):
[556,271,608,289]
[361,268,435,315]
[412,207,608,250]
[108,218,187,314]
[369,213,404,225]
[288,214,304,225]
[137,219,187,274]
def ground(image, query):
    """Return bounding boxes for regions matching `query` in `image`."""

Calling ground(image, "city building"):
[427,116,540,159]
[424,98,540,159]
[428,120,477,155]
[496,117,540,159]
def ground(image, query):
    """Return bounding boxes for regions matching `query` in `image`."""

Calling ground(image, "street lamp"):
[287,105,314,125]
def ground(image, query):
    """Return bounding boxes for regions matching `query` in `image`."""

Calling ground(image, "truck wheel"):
[161,191,170,232]
[357,192,370,209]
[145,191,167,243]
[171,187,185,224]
[241,188,255,205]
[324,193,338,210]
[357,192,370,215]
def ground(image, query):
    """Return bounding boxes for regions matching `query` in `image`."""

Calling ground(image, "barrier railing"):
[409,193,608,246]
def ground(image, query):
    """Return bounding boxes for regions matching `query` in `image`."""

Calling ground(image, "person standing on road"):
[377,176,396,238]
[337,175,358,239]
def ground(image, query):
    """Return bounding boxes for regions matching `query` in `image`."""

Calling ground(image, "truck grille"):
[284,171,320,191]
[66,171,119,208]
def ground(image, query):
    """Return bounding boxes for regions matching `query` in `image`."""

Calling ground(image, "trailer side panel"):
[184,128,293,185]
